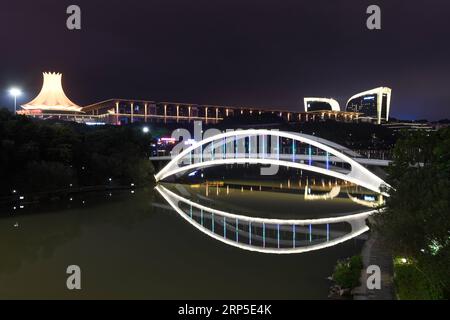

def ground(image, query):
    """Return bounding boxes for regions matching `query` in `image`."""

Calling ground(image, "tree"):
[375,128,450,298]
[0,108,155,195]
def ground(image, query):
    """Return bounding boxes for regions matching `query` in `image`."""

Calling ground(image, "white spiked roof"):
[21,72,82,112]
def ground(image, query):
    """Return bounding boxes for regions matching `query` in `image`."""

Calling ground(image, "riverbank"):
[0,184,154,215]
[352,223,395,300]
[0,111,155,198]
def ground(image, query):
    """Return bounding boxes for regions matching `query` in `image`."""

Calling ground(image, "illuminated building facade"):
[301,97,357,122]
[19,73,392,125]
[18,72,99,122]
[304,98,340,112]
[81,98,360,125]
[21,72,81,113]
[345,87,392,124]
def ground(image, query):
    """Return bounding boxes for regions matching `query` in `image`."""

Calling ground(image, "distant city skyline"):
[1,0,450,120]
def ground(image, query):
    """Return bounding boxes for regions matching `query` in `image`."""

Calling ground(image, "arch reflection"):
[156,184,376,254]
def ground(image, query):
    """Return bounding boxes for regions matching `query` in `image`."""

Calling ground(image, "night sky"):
[1,0,449,120]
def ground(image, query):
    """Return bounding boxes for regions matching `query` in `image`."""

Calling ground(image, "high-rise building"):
[345,87,392,124]
[303,98,340,112]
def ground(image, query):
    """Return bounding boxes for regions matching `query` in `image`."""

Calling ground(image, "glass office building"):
[346,87,392,124]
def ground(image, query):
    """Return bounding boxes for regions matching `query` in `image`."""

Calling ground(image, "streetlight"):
[142,126,150,133]
[9,87,22,115]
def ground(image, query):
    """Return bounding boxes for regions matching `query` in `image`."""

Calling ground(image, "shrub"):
[332,255,363,289]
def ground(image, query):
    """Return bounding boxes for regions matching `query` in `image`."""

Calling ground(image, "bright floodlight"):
[9,87,22,115]
[9,87,22,97]
[142,126,150,133]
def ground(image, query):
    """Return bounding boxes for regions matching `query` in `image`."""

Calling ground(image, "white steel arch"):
[154,129,389,195]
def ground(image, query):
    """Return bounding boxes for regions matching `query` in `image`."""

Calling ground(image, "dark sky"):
[1,0,449,120]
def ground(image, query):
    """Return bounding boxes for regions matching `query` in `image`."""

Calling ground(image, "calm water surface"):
[0,182,368,299]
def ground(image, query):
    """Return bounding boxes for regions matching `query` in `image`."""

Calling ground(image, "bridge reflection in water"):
[156,184,377,254]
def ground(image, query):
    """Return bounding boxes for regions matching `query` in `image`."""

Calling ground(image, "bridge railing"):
[174,134,352,172]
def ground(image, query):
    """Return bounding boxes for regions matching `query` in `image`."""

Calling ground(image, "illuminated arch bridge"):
[156,185,375,254]
[154,129,389,195]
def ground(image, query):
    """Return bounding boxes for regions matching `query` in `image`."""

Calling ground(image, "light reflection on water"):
[0,177,378,299]
[157,180,376,254]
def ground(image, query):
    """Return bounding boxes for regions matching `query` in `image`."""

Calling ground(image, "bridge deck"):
[149,154,391,166]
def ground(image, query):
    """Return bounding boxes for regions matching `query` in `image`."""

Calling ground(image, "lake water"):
[0,177,373,299]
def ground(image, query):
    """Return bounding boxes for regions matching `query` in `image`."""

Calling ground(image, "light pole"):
[9,87,22,115]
